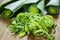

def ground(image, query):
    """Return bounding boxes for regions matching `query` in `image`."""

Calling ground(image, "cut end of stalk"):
[48,6,58,14]
[2,9,12,18]
[28,4,39,13]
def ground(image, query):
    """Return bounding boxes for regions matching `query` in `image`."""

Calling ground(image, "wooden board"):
[0,17,28,40]
[0,0,60,40]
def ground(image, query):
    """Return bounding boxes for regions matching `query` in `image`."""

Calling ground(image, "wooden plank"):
[0,0,28,40]
[0,17,28,40]
[55,9,60,40]
[0,0,60,40]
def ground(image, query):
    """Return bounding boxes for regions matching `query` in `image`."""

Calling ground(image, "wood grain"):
[0,0,60,40]
[0,17,28,40]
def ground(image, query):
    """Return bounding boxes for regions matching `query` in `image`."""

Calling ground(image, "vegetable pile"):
[0,0,59,40]
[8,12,56,40]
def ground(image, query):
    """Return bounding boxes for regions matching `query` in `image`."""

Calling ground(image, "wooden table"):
[0,0,60,40]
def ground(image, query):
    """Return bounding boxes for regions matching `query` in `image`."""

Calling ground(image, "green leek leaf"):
[37,0,44,14]
[46,0,59,6]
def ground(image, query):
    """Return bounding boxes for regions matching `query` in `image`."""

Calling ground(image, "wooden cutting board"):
[0,0,60,40]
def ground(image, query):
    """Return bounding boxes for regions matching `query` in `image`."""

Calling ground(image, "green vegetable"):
[24,24,30,34]
[16,13,25,22]
[8,12,55,40]
[24,0,44,15]
[8,25,20,33]
[1,0,24,18]
[46,0,59,6]
[34,30,54,40]
[44,15,54,27]
[0,0,39,18]
[45,15,54,20]
[48,6,58,14]
[45,0,59,15]
[28,4,39,13]
[0,0,14,15]
[37,0,44,14]
[44,31,54,40]
[2,9,12,18]
[34,30,44,36]
[19,31,26,38]
[0,0,56,40]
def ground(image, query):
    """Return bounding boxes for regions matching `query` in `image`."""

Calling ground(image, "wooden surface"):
[0,0,60,40]
[0,0,28,40]
[0,17,28,40]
